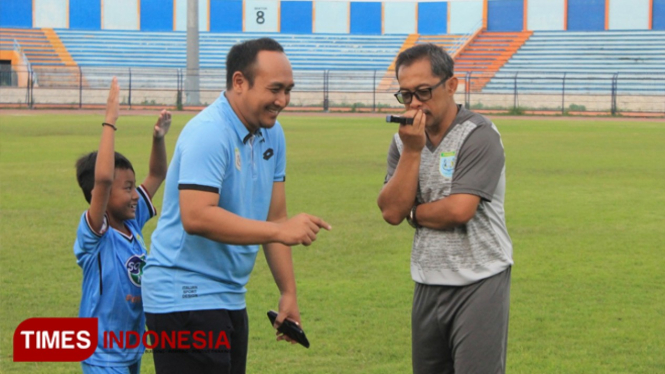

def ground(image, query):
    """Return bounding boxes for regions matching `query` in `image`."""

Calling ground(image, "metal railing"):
[1,65,663,115]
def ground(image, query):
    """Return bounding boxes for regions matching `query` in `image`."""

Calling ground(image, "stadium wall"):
[0,0,660,34]
[527,0,565,31]
[418,2,447,34]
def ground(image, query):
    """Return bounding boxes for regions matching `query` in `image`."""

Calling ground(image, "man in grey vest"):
[378,43,513,374]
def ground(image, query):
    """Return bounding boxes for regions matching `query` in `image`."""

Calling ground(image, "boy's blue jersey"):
[74,185,156,367]
[142,93,286,314]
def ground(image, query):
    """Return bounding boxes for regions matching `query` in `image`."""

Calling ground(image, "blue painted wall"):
[141,0,174,31]
[70,0,101,30]
[419,2,447,35]
[654,0,665,30]
[350,2,381,35]
[0,0,32,28]
[487,0,523,31]
[281,1,313,34]
[210,0,242,32]
[568,0,605,31]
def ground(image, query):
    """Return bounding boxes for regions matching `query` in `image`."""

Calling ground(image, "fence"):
[1,65,663,115]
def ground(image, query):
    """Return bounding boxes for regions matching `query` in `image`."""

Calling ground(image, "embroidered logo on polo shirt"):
[440,151,456,178]
[235,147,241,171]
[263,148,274,160]
[125,254,146,287]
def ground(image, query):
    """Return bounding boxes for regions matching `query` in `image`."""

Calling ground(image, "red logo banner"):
[13,318,98,362]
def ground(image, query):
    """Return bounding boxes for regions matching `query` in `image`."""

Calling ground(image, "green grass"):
[1,113,664,373]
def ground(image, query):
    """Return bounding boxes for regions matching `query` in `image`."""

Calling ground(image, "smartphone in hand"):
[267,310,310,348]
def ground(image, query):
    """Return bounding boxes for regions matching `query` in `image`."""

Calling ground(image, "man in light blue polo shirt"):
[143,38,331,374]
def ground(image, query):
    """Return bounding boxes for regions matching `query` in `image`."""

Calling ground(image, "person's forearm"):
[263,242,297,296]
[148,136,167,181]
[95,125,116,186]
[377,150,421,225]
[415,194,479,230]
[183,205,282,245]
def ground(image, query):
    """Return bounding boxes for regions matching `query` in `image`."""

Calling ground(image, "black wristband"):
[102,122,117,131]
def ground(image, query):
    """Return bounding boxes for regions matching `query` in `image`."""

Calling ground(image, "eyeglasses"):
[394,77,449,105]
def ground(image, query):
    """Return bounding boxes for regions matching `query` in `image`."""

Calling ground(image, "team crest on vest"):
[125,254,146,287]
[235,147,241,171]
[440,151,456,178]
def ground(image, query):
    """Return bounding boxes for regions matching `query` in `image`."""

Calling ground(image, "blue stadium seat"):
[54,29,408,91]
[483,30,665,94]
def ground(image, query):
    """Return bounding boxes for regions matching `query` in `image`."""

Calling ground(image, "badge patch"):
[263,148,274,160]
[440,151,456,178]
[235,147,241,171]
[125,254,146,287]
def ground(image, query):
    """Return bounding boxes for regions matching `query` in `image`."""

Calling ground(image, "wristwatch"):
[406,205,419,229]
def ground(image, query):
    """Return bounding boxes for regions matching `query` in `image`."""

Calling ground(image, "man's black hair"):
[75,151,135,204]
[225,37,285,90]
[395,43,454,81]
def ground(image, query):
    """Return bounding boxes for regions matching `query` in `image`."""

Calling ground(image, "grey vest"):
[394,116,513,286]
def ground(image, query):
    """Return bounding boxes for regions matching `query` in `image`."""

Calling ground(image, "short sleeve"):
[74,211,108,258]
[383,136,400,184]
[134,184,157,229]
[177,123,230,193]
[451,124,505,201]
[273,125,286,182]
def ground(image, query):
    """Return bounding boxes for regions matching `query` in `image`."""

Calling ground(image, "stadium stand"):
[50,29,407,92]
[483,30,665,93]
[377,33,469,93]
[453,30,532,91]
[0,27,79,87]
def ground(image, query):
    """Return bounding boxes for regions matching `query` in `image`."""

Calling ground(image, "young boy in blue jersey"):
[74,77,171,374]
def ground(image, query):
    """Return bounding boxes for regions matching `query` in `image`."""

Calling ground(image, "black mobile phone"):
[267,310,310,348]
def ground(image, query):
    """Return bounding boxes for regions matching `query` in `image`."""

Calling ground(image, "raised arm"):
[142,110,171,198]
[377,109,426,225]
[88,77,120,233]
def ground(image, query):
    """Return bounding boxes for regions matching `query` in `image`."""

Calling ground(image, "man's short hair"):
[395,43,454,81]
[75,151,135,204]
[226,38,285,90]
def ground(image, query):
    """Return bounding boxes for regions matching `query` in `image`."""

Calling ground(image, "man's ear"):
[446,76,459,95]
[232,71,246,93]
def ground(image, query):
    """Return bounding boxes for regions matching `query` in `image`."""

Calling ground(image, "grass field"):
[1,112,664,373]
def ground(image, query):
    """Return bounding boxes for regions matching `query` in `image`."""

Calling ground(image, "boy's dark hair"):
[75,151,135,204]
[225,37,285,90]
[395,43,454,81]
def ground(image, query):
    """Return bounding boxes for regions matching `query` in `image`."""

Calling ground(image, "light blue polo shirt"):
[142,93,286,313]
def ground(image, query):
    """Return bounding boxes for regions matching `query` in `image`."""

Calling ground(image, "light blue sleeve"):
[134,184,157,229]
[73,211,107,259]
[273,124,286,182]
[178,121,230,192]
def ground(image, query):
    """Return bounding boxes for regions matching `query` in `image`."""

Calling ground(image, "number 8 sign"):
[245,0,278,32]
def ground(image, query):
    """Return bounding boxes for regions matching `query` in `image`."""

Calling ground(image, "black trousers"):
[146,309,249,374]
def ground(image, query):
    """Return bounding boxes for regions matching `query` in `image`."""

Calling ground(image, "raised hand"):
[104,77,120,126]
[398,109,427,153]
[153,109,172,139]
[276,213,331,246]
